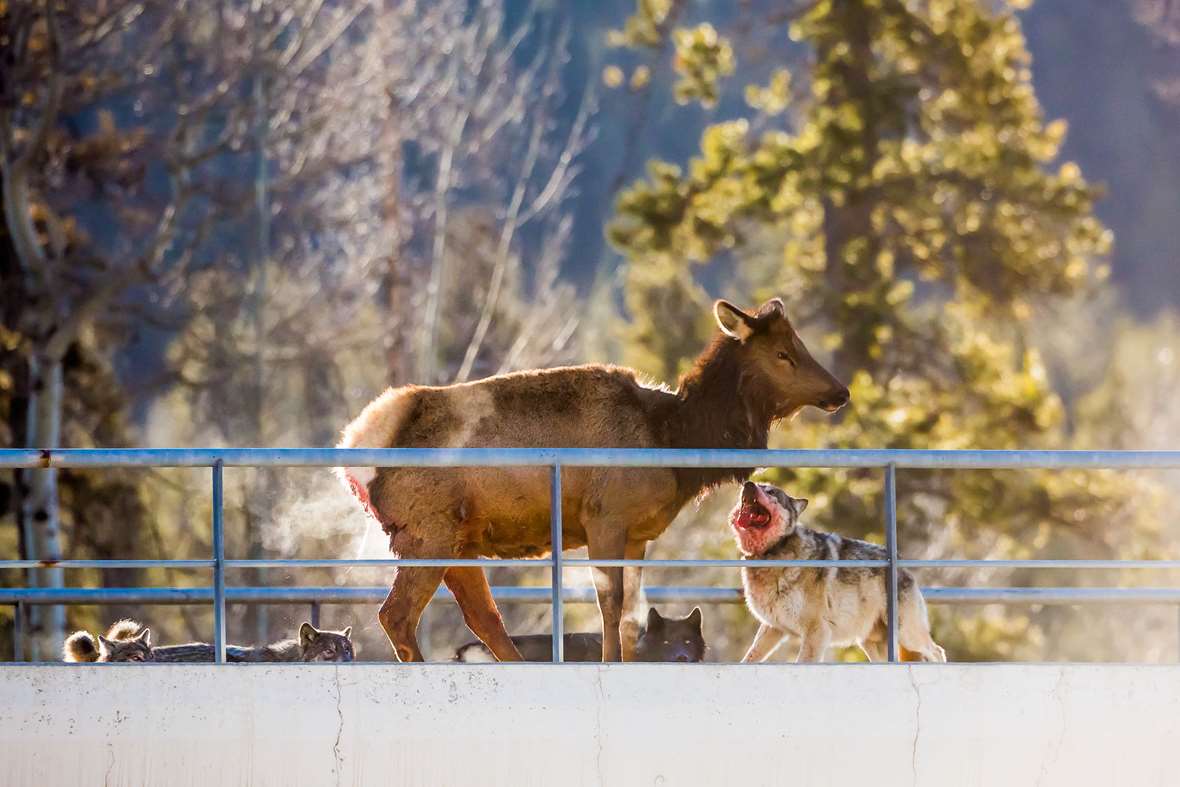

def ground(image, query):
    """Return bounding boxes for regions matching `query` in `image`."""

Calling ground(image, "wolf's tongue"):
[735,509,763,528]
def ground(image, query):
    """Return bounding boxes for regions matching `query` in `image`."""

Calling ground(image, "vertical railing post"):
[550,463,563,663]
[884,463,899,663]
[310,601,321,628]
[13,602,24,661]
[212,460,226,663]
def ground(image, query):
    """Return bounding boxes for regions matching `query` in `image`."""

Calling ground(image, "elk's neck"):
[667,336,777,494]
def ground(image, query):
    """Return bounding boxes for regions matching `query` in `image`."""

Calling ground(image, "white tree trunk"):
[21,353,66,660]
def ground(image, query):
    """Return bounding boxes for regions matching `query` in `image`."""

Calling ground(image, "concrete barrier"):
[1,664,1178,786]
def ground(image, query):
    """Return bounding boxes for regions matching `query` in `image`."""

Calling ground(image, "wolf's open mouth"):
[734,503,771,530]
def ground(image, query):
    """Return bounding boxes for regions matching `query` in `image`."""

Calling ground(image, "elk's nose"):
[675,654,690,663]
[820,388,850,412]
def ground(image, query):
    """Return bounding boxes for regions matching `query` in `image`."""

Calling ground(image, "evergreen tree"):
[608,0,1161,660]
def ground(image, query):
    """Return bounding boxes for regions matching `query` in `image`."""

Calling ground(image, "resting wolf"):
[729,481,946,663]
[64,621,354,663]
[453,607,706,663]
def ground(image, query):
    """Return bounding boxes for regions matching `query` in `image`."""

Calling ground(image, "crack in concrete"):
[333,666,345,787]
[908,666,922,785]
[1035,666,1068,787]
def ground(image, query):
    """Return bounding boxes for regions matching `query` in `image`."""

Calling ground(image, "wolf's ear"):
[299,622,318,646]
[715,300,755,342]
[793,497,809,515]
[686,607,703,629]
[98,635,113,649]
[646,607,664,631]
[135,627,152,647]
[342,626,352,640]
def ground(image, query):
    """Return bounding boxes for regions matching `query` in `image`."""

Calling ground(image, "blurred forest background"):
[2,0,1179,663]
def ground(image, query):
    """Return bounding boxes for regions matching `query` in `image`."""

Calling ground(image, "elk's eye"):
[777,351,796,367]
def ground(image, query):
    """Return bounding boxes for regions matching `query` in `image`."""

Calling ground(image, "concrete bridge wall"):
[1,663,1176,786]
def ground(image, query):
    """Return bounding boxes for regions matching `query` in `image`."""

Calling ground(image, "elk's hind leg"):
[379,566,445,662]
[444,566,523,662]
[620,539,647,661]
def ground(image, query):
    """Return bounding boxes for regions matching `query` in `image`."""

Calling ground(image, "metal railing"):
[2,447,1180,663]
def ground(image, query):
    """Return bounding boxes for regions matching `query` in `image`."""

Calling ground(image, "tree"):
[608,0,1162,660]
[148,0,589,652]
[0,0,195,654]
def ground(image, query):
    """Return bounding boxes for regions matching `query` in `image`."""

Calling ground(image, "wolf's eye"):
[777,351,797,367]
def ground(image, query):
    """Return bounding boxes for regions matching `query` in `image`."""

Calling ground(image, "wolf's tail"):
[106,618,145,641]
[63,631,100,662]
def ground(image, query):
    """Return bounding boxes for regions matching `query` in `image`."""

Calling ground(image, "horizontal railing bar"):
[0,560,216,569]
[900,559,1180,569]
[566,558,890,568]
[921,587,1180,604]
[6,557,1180,570]
[222,558,551,568]
[2,447,1180,469]
[5,585,1180,606]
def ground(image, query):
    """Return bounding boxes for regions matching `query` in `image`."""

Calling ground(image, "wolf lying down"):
[730,481,946,663]
[454,607,706,663]
[64,620,354,663]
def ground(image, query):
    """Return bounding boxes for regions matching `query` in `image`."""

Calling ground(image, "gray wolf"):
[730,481,946,663]
[337,298,847,662]
[64,621,354,662]
[453,607,706,663]
[63,619,148,662]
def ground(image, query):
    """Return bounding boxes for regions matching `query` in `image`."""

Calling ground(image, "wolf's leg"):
[862,637,888,662]
[796,622,832,663]
[444,566,524,662]
[900,625,946,662]
[899,587,947,662]
[585,522,627,662]
[742,623,788,663]
[619,539,648,661]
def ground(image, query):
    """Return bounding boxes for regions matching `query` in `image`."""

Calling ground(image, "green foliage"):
[608,0,678,49]
[671,24,734,107]
[609,0,1163,660]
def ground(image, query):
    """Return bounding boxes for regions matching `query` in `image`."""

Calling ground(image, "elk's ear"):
[793,497,809,515]
[646,607,664,631]
[299,622,318,647]
[757,298,786,320]
[686,607,703,629]
[715,300,755,342]
[135,627,152,647]
[342,626,352,640]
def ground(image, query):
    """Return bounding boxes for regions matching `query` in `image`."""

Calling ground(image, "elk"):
[337,298,848,662]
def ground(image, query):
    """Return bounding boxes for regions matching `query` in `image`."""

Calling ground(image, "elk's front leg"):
[586,522,627,662]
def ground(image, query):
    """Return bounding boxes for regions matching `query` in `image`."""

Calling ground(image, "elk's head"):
[713,298,849,418]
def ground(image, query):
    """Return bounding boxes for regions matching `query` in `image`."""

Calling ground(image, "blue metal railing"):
[3,447,1180,664]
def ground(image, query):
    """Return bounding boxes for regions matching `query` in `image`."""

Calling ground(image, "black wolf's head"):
[634,607,706,663]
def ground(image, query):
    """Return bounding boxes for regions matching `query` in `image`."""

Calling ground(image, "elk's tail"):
[335,386,415,525]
